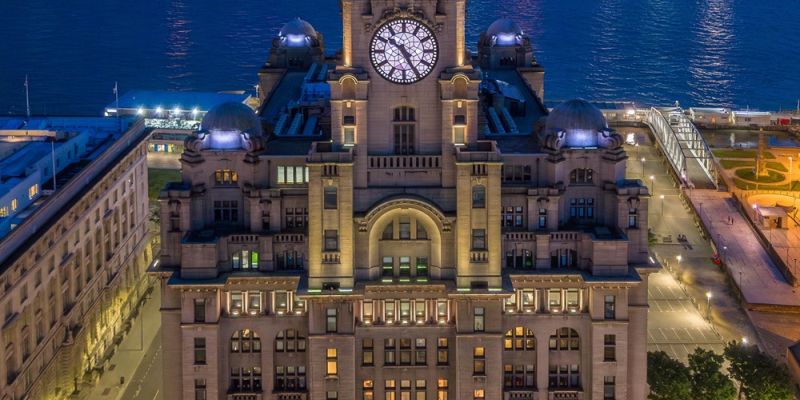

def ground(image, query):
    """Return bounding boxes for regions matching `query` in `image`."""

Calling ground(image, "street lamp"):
[660,194,665,216]
[649,175,656,194]
[706,291,712,319]
[641,157,646,178]
[742,337,748,345]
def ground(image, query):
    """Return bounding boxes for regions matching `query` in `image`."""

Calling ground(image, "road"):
[621,127,759,361]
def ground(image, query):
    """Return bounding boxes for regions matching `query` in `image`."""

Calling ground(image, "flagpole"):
[24,75,30,120]
[114,81,120,131]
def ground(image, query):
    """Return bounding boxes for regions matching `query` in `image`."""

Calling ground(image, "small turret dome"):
[545,99,609,148]
[279,18,318,47]
[485,18,524,46]
[199,102,262,150]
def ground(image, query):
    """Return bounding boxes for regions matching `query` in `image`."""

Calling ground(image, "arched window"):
[453,77,468,99]
[393,106,416,154]
[275,329,306,352]
[569,168,593,184]
[504,327,535,351]
[231,329,261,353]
[342,76,357,100]
[215,169,238,185]
[548,327,579,351]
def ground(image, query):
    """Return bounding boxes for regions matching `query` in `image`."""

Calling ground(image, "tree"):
[688,348,736,400]
[647,351,691,400]
[724,341,793,400]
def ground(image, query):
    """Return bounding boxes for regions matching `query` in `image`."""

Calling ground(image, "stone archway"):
[360,197,448,279]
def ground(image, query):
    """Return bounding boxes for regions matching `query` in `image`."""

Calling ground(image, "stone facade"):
[154,1,654,399]
[0,120,152,400]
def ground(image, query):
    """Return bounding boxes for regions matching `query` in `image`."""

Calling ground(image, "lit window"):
[473,307,485,332]
[277,166,309,184]
[0,207,8,217]
[214,169,238,185]
[453,125,465,145]
[343,126,356,146]
[28,184,38,199]
[473,347,485,375]
[11,199,17,212]
[326,348,338,376]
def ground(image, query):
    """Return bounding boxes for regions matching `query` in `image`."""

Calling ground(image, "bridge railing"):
[645,107,687,180]
[670,109,719,187]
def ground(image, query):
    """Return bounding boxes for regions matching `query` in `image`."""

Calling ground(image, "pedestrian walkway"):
[688,189,800,308]
[80,286,162,400]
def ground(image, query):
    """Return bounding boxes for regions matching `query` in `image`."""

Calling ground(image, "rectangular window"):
[326,308,338,333]
[521,289,536,312]
[437,338,448,365]
[385,380,397,400]
[274,291,288,314]
[363,301,374,323]
[194,378,207,400]
[436,300,448,322]
[230,291,243,315]
[214,169,238,185]
[473,389,485,400]
[363,380,375,400]
[548,289,562,312]
[194,298,206,323]
[415,379,426,400]
[415,338,426,365]
[399,257,411,278]
[604,334,616,361]
[394,124,415,155]
[327,391,338,400]
[399,300,411,322]
[471,229,486,250]
[472,186,485,208]
[213,200,239,223]
[437,379,448,400]
[194,337,206,365]
[384,301,396,322]
[324,186,338,209]
[385,338,396,365]
[473,347,485,376]
[326,348,338,376]
[474,307,485,332]
[604,376,616,400]
[566,289,580,312]
[414,300,425,322]
[399,217,411,240]
[363,338,374,366]
[324,230,338,251]
[604,295,616,320]
[248,292,261,315]
[344,126,356,146]
[399,338,412,365]
[453,126,465,145]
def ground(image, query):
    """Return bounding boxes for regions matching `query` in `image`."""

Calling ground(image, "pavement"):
[81,286,162,400]
[688,189,800,308]
[620,128,761,361]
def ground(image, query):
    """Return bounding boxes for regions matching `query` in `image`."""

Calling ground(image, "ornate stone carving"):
[366,7,443,33]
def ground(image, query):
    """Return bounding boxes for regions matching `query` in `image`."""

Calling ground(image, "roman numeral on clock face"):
[370,19,439,84]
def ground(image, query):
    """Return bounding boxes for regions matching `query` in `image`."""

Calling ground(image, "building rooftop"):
[106,90,251,115]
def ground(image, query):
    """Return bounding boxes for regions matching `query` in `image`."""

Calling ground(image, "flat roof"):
[108,90,249,112]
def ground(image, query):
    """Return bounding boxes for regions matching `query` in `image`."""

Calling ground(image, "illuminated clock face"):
[370,19,438,84]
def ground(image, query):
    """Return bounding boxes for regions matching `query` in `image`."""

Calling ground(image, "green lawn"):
[148,168,182,201]
[733,168,785,184]
[766,161,789,172]
[712,149,776,159]
[733,179,800,191]
[719,159,754,169]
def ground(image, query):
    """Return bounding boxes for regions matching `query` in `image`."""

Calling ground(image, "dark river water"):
[1,0,799,115]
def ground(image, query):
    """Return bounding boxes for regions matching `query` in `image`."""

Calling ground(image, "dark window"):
[213,200,239,223]
[503,364,536,389]
[502,206,525,228]
[538,208,547,228]
[472,186,486,208]
[324,187,338,209]
[569,168,594,184]
[326,308,338,333]
[362,338,374,366]
[604,376,616,399]
[384,338,396,365]
[324,230,338,251]
[194,337,206,364]
[194,378,207,400]
[399,217,411,240]
[604,295,616,319]
[285,208,308,229]
[382,223,393,240]
[230,329,261,353]
[274,365,306,392]
[604,334,616,361]
[393,107,416,155]
[194,299,205,323]
[472,229,486,250]
[473,307,485,332]
[549,327,580,351]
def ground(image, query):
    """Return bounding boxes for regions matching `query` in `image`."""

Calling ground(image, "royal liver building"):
[152,1,654,399]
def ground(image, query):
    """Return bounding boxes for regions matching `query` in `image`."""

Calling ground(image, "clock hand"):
[389,37,420,76]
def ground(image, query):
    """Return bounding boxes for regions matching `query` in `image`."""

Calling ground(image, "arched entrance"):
[362,197,447,281]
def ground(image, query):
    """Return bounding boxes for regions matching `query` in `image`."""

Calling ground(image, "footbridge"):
[644,107,718,190]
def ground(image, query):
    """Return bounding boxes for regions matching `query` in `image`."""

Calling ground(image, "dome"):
[201,102,262,135]
[486,18,523,46]
[279,18,317,47]
[545,99,608,148]
[200,102,262,150]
